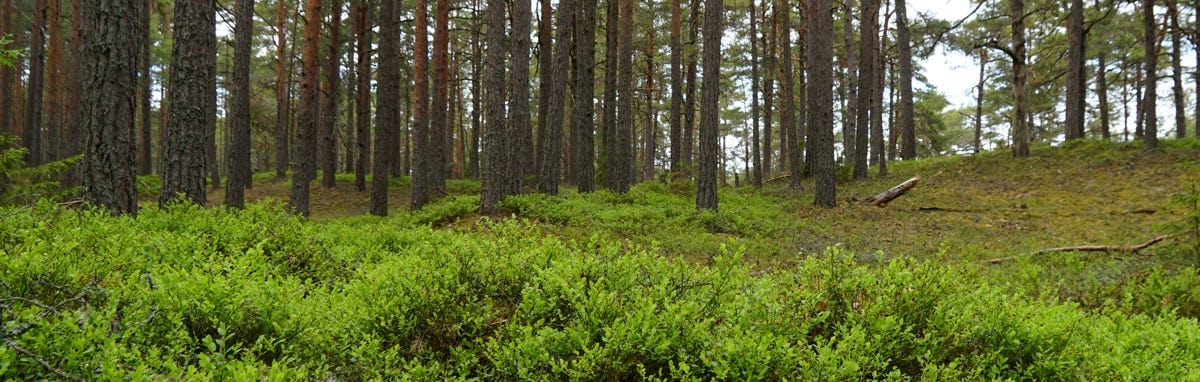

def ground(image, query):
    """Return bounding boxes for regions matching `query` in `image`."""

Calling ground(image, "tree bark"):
[749,0,761,188]
[1168,0,1185,138]
[45,0,63,162]
[864,176,919,206]
[853,0,877,178]
[289,0,323,215]
[1065,0,1086,141]
[810,0,836,208]
[975,49,987,152]
[371,0,397,216]
[411,0,431,208]
[1143,0,1158,149]
[778,0,796,182]
[669,0,683,175]
[763,4,774,176]
[681,0,700,174]
[275,0,290,179]
[896,0,915,159]
[480,0,507,215]
[535,0,552,176]
[0,0,11,136]
[872,12,886,176]
[642,34,657,182]
[1011,0,1030,157]
[354,0,371,192]
[82,0,140,215]
[138,0,152,175]
[319,0,342,187]
[429,0,450,193]
[611,0,634,193]
[572,0,596,192]
[25,0,46,166]
[537,0,573,195]
[841,2,856,164]
[161,0,215,206]
[1098,51,1110,140]
[697,0,722,211]
[226,0,255,209]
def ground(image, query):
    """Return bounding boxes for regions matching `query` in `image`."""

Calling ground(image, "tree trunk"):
[749,0,761,187]
[320,0,342,187]
[429,0,450,193]
[535,0,552,176]
[371,0,397,216]
[509,1,532,183]
[138,0,152,175]
[62,0,85,187]
[681,0,699,174]
[289,0,322,215]
[45,0,63,162]
[1011,0,1030,157]
[275,0,290,179]
[896,0,915,159]
[411,0,431,208]
[1065,0,1085,141]
[226,0,255,209]
[810,0,835,208]
[162,0,215,206]
[480,0,507,215]
[81,0,139,215]
[763,4,774,176]
[1098,51,1110,140]
[611,0,634,193]
[572,0,596,192]
[697,0,722,211]
[25,0,46,166]
[872,13,886,176]
[853,0,876,178]
[975,49,986,152]
[669,0,683,175]
[1196,0,1200,138]
[354,0,371,192]
[642,36,657,182]
[1143,0,1158,149]
[777,0,796,182]
[537,0,573,195]
[601,0,618,185]
[841,2,856,164]
[0,0,11,136]
[1168,0,1185,138]
[469,0,482,179]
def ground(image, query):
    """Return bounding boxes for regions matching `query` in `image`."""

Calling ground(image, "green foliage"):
[0,34,18,67]
[2,203,1200,379]
[0,135,80,206]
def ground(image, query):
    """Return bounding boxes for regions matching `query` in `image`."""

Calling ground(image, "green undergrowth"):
[3,202,1200,380]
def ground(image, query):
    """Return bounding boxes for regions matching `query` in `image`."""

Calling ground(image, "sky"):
[907,0,978,109]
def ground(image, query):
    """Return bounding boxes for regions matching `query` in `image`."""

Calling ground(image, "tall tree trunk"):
[537,0,574,195]
[572,0,596,192]
[810,0,835,208]
[1168,0,1185,138]
[354,0,371,192]
[411,0,431,208]
[841,2,856,164]
[1065,0,1085,141]
[611,0,634,193]
[0,0,11,136]
[1135,58,1144,139]
[429,0,450,193]
[697,0,722,211]
[872,11,886,176]
[535,0,552,176]
[82,0,140,215]
[1143,0,1158,149]
[1011,0,1030,157]
[25,0,46,166]
[45,0,63,162]
[1195,0,1200,138]
[1098,50,1111,140]
[226,0,255,208]
[669,0,683,175]
[320,0,342,187]
[602,0,617,185]
[763,4,774,176]
[289,0,322,215]
[853,0,876,178]
[777,0,796,182]
[510,0,532,194]
[642,36,657,182]
[975,49,986,152]
[480,0,507,214]
[682,0,700,174]
[138,0,152,175]
[162,0,216,206]
[749,0,761,187]
[372,0,397,216]
[62,0,85,186]
[896,0,915,159]
[275,0,290,179]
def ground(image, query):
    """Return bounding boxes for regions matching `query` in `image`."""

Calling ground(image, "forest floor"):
[197,138,1200,268]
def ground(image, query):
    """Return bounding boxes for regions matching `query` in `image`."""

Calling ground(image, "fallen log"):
[982,235,1170,264]
[864,176,921,206]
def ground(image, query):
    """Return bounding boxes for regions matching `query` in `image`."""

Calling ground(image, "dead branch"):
[982,235,1170,264]
[3,338,84,382]
[864,176,921,207]
[764,174,791,184]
